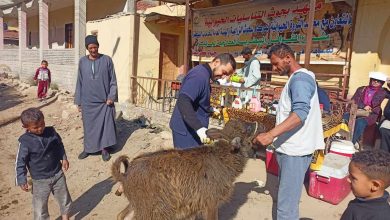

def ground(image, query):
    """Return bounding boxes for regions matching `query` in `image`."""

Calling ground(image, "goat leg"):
[117,204,134,220]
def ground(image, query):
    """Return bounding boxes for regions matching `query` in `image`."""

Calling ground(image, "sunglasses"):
[371,79,384,83]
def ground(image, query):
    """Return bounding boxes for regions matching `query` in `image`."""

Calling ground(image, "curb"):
[0,94,59,127]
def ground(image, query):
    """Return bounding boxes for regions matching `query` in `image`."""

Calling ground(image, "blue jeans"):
[276,153,312,220]
[343,113,368,144]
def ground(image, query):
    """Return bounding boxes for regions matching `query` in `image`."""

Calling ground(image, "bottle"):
[232,96,243,109]
[249,97,261,112]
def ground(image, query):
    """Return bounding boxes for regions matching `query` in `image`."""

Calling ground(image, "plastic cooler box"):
[309,153,351,205]
[329,140,356,158]
[265,148,279,176]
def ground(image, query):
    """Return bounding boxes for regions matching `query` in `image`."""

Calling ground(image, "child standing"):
[34,60,51,101]
[341,150,390,220]
[15,108,72,220]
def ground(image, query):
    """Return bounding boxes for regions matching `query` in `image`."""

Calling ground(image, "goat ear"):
[206,128,224,140]
[231,137,242,150]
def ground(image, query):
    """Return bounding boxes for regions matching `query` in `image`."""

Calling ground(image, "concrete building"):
[1,0,389,102]
[0,0,185,103]
[0,0,159,101]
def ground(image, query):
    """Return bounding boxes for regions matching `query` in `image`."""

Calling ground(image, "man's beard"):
[211,67,218,82]
[279,63,290,76]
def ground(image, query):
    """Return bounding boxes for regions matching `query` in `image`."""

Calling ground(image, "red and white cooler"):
[308,152,351,205]
[329,140,356,158]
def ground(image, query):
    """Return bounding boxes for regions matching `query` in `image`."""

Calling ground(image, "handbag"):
[356,109,370,117]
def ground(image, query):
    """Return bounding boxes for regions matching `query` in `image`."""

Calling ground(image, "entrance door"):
[65,23,73,48]
[159,33,179,97]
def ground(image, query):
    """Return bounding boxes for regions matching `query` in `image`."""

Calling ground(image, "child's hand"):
[61,160,69,171]
[20,183,29,192]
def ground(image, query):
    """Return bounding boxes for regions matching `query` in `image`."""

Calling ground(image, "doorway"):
[65,23,73,48]
[158,33,179,97]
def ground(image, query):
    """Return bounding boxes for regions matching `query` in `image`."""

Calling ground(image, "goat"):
[111,119,264,220]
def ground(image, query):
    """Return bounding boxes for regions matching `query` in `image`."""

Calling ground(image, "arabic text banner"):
[192,0,355,63]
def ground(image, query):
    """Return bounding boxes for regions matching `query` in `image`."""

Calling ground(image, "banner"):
[191,0,355,63]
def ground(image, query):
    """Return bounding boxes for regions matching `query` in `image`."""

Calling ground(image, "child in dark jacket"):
[15,108,72,220]
[341,150,390,220]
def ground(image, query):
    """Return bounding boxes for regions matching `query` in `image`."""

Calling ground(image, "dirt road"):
[0,78,352,220]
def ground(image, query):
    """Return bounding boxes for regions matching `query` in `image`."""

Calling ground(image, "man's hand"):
[61,160,69,171]
[253,132,275,146]
[364,105,372,112]
[196,127,211,144]
[20,183,29,192]
[106,99,114,106]
[77,105,82,112]
[239,78,245,83]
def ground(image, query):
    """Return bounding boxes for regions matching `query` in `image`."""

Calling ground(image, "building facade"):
[0,0,135,94]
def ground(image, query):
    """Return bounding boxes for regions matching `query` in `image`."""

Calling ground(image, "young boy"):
[34,60,51,102]
[15,108,72,220]
[341,150,390,220]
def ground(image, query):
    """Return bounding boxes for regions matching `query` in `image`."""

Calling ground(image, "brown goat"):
[111,119,264,220]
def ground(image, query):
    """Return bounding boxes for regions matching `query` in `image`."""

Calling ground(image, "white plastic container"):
[317,152,350,179]
[330,140,356,158]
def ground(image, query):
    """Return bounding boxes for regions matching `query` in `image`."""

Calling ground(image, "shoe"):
[102,150,111,162]
[78,151,89,160]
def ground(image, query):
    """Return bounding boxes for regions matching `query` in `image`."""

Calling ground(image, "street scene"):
[0,0,389,220]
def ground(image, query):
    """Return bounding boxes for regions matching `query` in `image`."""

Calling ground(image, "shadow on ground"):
[57,178,114,220]
[219,174,278,220]
[0,83,24,111]
[111,116,150,154]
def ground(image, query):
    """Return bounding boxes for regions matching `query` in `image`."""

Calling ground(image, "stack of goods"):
[322,113,344,138]
[210,87,237,107]
[210,87,224,107]
[226,107,276,132]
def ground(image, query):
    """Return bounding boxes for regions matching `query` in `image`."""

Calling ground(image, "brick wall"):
[0,49,19,77]
[42,49,76,92]
[20,49,40,82]
[0,49,76,92]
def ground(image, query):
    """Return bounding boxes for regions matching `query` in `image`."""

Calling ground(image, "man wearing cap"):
[74,35,118,161]
[237,47,261,103]
[344,71,387,145]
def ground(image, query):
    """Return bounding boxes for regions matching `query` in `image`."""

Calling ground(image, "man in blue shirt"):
[170,53,236,149]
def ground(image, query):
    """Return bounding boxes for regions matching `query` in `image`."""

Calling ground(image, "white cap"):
[369,71,388,82]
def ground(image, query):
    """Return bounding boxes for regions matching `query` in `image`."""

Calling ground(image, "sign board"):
[192,0,355,63]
